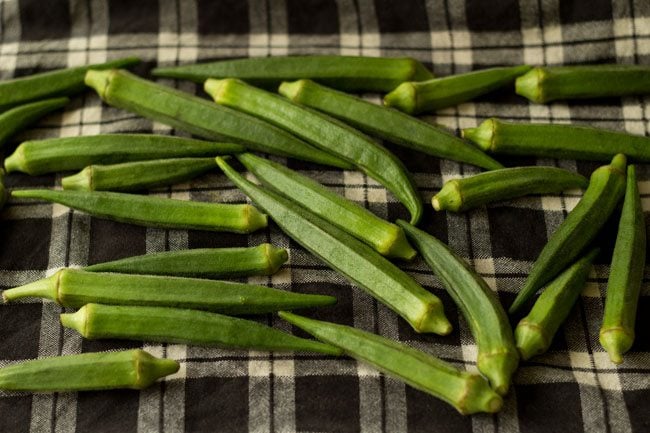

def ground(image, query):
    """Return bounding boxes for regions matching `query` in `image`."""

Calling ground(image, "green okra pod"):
[0,349,179,392]
[84,244,288,277]
[397,220,518,395]
[84,69,350,169]
[509,154,627,314]
[432,167,588,212]
[279,312,502,414]
[5,134,243,176]
[516,65,650,103]
[206,78,423,224]
[515,249,598,361]
[462,118,650,162]
[62,157,217,192]
[11,189,267,233]
[216,157,451,335]
[0,97,69,147]
[384,65,532,114]
[0,57,139,111]
[61,303,343,356]
[600,165,646,364]
[279,79,503,171]
[237,153,416,260]
[152,55,434,92]
[3,268,335,314]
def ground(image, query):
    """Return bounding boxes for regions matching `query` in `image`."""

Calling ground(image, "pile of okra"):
[0,56,647,415]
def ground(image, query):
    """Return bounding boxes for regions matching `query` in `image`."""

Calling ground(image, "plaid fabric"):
[0,0,649,432]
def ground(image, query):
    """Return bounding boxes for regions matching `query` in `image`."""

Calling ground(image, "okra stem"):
[0,97,69,147]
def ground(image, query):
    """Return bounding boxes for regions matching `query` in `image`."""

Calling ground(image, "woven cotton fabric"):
[0,0,649,432]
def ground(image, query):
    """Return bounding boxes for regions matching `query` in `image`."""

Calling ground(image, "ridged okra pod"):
[0,57,139,110]
[463,118,650,162]
[432,167,588,212]
[397,221,518,395]
[279,312,502,414]
[516,65,650,103]
[0,349,179,392]
[84,244,288,277]
[5,134,243,175]
[509,154,627,314]
[152,55,434,92]
[384,65,532,114]
[279,79,503,171]
[61,303,342,356]
[3,268,335,314]
[62,158,217,191]
[515,249,598,360]
[11,189,267,233]
[206,78,423,224]
[84,69,350,169]
[237,153,416,260]
[216,157,451,335]
[600,165,646,364]
[0,97,69,147]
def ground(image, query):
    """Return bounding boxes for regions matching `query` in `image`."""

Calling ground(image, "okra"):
[509,154,627,314]
[61,303,343,356]
[206,79,423,224]
[515,249,598,361]
[5,134,243,176]
[84,244,288,277]
[279,312,502,414]
[462,118,650,162]
[62,157,217,192]
[0,57,139,111]
[384,65,532,114]
[216,157,451,335]
[0,349,179,392]
[279,79,503,171]
[0,97,69,147]
[516,65,650,103]
[600,165,646,364]
[432,167,588,212]
[84,69,350,169]
[11,189,267,233]
[397,221,518,395]
[4,268,335,314]
[237,153,416,260]
[152,55,434,92]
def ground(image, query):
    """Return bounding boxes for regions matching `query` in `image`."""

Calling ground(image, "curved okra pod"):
[384,65,532,114]
[11,189,267,233]
[0,57,139,111]
[600,165,646,364]
[515,249,598,360]
[152,55,434,92]
[216,157,451,334]
[237,153,416,260]
[397,220,518,395]
[84,69,350,169]
[0,97,69,147]
[84,244,288,277]
[278,79,503,171]
[516,65,650,103]
[279,312,502,414]
[462,118,650,162]
[0,349,179,392]
[62,158,217,191]
[206,78,423,224]
[432,167,588,212]
[5,134,243,175]
[61,303,343,356]
[509,154,627,314]
[3,268,335,314]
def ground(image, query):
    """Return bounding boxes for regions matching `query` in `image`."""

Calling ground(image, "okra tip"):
[514,67,546,103]
[461,119,496,152]
[243,204,269,233]
[514,319,549,361]
[458,375,504,415]
[599,328,633,365]
[4,146,25,174]
[431,180,462,212]
[277,79,307,101]
[133,350,180,389]
[204,78,238,104]
[3,270,60,304]
[383,82,417,114]
[60,306,88,336]
[477,349,519,396]
[84,69,114,99]
[264,244,290,274]
[416,305,453,335]
[61,167,93,191]
[610,153,627,174]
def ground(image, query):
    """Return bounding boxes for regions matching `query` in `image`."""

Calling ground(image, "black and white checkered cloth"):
[0,0,648,432]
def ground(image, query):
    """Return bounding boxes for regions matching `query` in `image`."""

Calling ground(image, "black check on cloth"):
[1,0,649,432]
